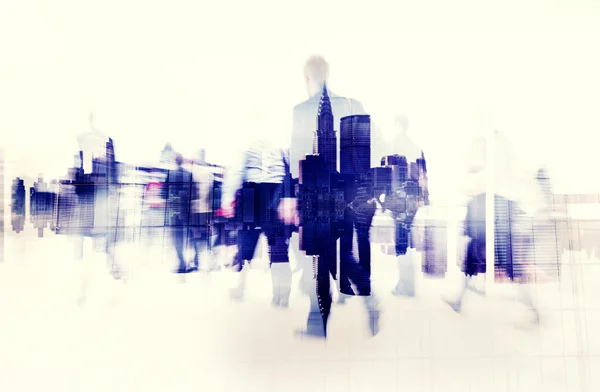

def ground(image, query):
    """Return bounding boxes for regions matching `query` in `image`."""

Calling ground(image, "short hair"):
[303,55,330,84]
[395,115,409,131]
[175,153,184,167]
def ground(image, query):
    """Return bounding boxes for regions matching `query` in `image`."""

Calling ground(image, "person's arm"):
[280,148,295,197]
[220,150,248,216]
[192,167,212,213]
[289,107,303,179]
[275,108,301,225]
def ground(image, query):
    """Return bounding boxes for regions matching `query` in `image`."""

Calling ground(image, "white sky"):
[2,0,600,201]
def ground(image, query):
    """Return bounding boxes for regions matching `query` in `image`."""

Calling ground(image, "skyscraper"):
[340,115,371,177]
[11,178,26,233]
[314,83,337,174]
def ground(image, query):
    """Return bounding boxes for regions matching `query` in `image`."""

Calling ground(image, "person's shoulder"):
[293,98,315,112]
[346,97,364,107]
[331,95,365,112]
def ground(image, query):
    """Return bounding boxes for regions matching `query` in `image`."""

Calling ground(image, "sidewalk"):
[0,234,598,391]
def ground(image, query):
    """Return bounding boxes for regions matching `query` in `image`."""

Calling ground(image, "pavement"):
[0,229,599,392]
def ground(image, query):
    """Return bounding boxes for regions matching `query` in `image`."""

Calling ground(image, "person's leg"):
[105,231,121,279]
[271,262,292,307]
[291,232,321,314]
[193,226,211,271]
[315,251,333,337]
[172,226,187,272]
[339,233,357,297]
[76,236,88,305]
[210,222,225,268]
[230,228,260,299]
[268,232,292,307]
[393,251,416,297]
[190,237,200,270]
[340,232,381,336]
[356,232,381,336]
[392,222,413,295]
[443,272,470,313]
[394,218,419,297]
[517,283,540,324]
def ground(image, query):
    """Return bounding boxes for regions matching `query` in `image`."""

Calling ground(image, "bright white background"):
[2,0,600,202]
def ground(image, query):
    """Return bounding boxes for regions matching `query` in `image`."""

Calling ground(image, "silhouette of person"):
[386,115,428,297]
[284,56,383,337]
[77,115,120,273]
[74,113,121,305]
[444,130,543,326]
[289,56,387,178]
[221,137,294,306]
[390,115,422,162]
[166,153,193,273]
[188,150,216,271]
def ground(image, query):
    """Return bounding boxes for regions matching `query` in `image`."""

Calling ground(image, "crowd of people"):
[15,55,564,338]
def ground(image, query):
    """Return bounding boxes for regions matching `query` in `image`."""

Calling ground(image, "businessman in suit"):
[281,55,384,336]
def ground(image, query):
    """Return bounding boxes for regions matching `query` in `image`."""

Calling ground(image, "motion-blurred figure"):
[69,113,121,305]
[188,150,220,272]
[444,131,546,326]
[221,138,293,306]
[165,153,193,273]
[389,115,429,297]
[285,58,386,337]
[10,178,26,233]
[286,56,386,318]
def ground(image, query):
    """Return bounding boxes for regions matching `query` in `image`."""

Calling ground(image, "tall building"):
[313,83,337,173]
[381,154,408,190]
[30,175,56,238]
[11,178,26,233]
[340,115,371,177]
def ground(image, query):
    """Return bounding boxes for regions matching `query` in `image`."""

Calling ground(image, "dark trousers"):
[233,228,290,269]
[463,193,529,280]
[231,182,292,304]
[232,182,291,269]
[172,226,188,271]
[339,208,372,296]
[190,212,211,267]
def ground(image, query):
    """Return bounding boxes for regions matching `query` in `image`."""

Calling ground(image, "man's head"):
[303,55,330,97]
[175,153,184,167]
[395,115,409,134]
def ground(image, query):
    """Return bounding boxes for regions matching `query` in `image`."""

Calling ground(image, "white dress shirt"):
[291,89,387,179]
[221,139,289,207]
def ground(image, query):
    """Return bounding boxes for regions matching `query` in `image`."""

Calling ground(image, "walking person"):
[221,138,294,306]
[444,131,544,326]
[165,153,193,273]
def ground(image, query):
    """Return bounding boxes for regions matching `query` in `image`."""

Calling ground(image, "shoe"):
[514,311,540,330]
[466,281,486,296]
[295,313,327,339]
[111,269,123,280]
[271,297,290,308]
[294,328,326,339]
[392,287,415,297]
[229,288,244,301]
[443,298,462,313]
[369,309,381,336]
